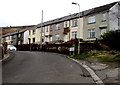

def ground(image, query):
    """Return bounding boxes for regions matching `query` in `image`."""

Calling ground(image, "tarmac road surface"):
[2,51,94,83]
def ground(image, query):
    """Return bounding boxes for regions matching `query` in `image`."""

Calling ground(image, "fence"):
[15,41,103,55]
[15,43,71,55]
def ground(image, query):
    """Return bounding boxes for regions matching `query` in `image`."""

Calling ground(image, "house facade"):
[83,2,120,41]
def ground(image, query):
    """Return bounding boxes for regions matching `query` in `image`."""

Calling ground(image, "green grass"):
[68,50,120,64]
[68,53,91,59]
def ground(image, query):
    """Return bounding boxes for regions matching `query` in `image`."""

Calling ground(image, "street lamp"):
[72,2,81,54]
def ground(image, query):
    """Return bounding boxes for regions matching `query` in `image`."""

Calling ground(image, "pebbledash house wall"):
[109,2,120,30]
[83,12,109,41]
[83,2,119,41]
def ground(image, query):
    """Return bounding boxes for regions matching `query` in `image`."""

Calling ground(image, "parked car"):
[7,45,17,51]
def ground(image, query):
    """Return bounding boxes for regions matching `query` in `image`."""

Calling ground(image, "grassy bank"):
[68,50,120,64]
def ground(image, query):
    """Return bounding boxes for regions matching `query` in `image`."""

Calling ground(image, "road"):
[2,51,94,83]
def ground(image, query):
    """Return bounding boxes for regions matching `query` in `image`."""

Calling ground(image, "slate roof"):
[83,2,117,16]
[36,2,118,28]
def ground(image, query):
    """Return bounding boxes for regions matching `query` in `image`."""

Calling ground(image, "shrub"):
[114,53,120,62]
[100,30,120,51]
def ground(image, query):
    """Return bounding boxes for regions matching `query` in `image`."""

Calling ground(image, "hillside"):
[1,25,35,35]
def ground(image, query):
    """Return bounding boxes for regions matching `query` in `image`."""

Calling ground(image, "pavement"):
[78,59,120,85]
[0,53,10,62]
[2,51,120,84]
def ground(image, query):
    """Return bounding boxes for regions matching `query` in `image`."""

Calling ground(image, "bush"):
[114,53,120,62]
[100,30,120,51]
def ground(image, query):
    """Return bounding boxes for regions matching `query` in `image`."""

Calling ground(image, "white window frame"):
[33,29,36,34]
[64,21,68,28]
[72,31,77,39]
[88,29,95,38]
[55,34,60,40]
[45,36,49,42]
[50,25,52,32]
[102,13,106,21]
[88,16,96,24]
[46,27,49,32]
[72,19,78,27]
[50,36,52,41]
[56,24,60,30]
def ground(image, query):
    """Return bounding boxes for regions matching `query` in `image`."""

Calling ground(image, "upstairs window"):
[18,34,21,38]
[33,29,36,34]
[102,13,106,21]
[72,19,78,27]
[56,24,60,30]
[46,27,49,32]
[50,25,53,32]
[29,30,31,35]
[88,29,95,38]
[64,21,69,28]
[88,16,96,24]
[9,36,11,40]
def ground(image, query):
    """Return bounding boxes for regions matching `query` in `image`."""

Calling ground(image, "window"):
[42,36,44,42]
[72,31,77,39]
[64,34,68,42]
[88,16,96,23]
[33,38,35,43]
[46,27,48,32]
[56,24,60,30]
[50,36,52,41]
[9,36,10,40]
[18,41,20,45]
[72,20,78,27]
[29,30,31,35]
[64,21,68,28]
[55,34,60,40]
[88,29,95,38]
[33,29,36,34]
[102,13,106,21]
[50,25,52,32]
[18,34,21,38]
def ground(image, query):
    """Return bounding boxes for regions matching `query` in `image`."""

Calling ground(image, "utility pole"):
[40,10,43,44]
[72,2,81,54]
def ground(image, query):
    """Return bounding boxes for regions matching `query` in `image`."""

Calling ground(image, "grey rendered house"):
[83,2,120,41]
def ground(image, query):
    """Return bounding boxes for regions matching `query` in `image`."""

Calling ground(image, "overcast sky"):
[0,0,119,27]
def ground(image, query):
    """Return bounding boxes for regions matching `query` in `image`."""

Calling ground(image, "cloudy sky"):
[0,0,119,27]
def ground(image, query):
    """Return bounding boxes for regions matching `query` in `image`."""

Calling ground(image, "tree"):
[100,30,120,51]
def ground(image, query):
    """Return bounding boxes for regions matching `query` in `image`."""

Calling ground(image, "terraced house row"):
[2,1,120,45]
